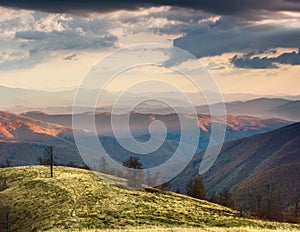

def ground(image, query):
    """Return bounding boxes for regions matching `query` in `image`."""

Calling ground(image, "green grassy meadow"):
[0,166,299,232]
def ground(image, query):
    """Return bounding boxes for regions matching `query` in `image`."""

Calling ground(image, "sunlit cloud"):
[0,3,299,95]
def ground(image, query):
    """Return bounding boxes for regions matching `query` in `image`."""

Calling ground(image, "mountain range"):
[0,108,299,221]
[196,98,300,121]
[0,111,291,168]
[1,85,300,119]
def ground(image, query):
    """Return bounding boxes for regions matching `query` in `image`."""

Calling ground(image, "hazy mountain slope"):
[22,111,290,147]
[203,122,300,194]
[170,122,300,213]
[267,100,300,121]
[8,110,291,168]
[0,141,83,166]
[0,110,294,175]
[0,85,201,110]
[197,98,290,115]
[0,111,84,166]
[0,166,299,232]
[233,163,300,211]
[224,98,291,115]
[0,111,183,168]
[0,85,75,107]
[0,111,77,149]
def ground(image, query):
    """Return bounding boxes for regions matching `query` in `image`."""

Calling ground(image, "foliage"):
[123,157,143,169]
[123,156,144,188]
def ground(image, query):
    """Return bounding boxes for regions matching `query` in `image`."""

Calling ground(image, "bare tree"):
[265,183,275,219]
[255,193,263,216]
[45,146,54,178]
[186,176,206,200]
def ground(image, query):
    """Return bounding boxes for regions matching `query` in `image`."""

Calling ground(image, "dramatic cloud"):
[0,10,118,70]
[0,6,221,70]
[231,49,300,69]
[1,3,300,71]
[1,0,300,16]
[174,24,300,58]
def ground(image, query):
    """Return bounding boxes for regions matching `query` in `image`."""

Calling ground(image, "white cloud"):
[0,49,29,62]
[0,8,119,70]
[1,5,300,72]
[34,14,72,32]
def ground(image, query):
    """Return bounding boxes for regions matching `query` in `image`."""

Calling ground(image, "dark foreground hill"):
[171,122,300,221]
[0,166,299,232]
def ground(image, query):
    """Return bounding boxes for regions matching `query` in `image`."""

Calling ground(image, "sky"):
[0,1,300,95]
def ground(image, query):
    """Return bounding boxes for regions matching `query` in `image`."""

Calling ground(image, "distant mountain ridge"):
[267,100,300,121]
[1,85,300,117]
[196,98,300,121]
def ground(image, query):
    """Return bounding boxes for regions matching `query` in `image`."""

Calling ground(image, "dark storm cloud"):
[169,25,300,63]
[231,49,300,69]
[1,0,300,15]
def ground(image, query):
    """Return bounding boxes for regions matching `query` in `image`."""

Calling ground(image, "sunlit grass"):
[49,227,300,232]
[0,166,299,232]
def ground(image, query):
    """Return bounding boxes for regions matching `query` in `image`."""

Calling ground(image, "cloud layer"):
[0,10,118,70]
[1,0,300,15]
[231,49,300,69]
[1,3,300,71]
[173,25,300,58]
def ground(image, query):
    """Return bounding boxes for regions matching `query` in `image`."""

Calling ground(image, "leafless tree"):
[45,146,54,177]
[186,176,206,200]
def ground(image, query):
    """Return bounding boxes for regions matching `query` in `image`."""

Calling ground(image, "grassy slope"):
[0,166,299,232]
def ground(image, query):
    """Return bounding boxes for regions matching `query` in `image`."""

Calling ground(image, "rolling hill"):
[0,166,299,232]
[170,122,300,219]
[204,122,300,195]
